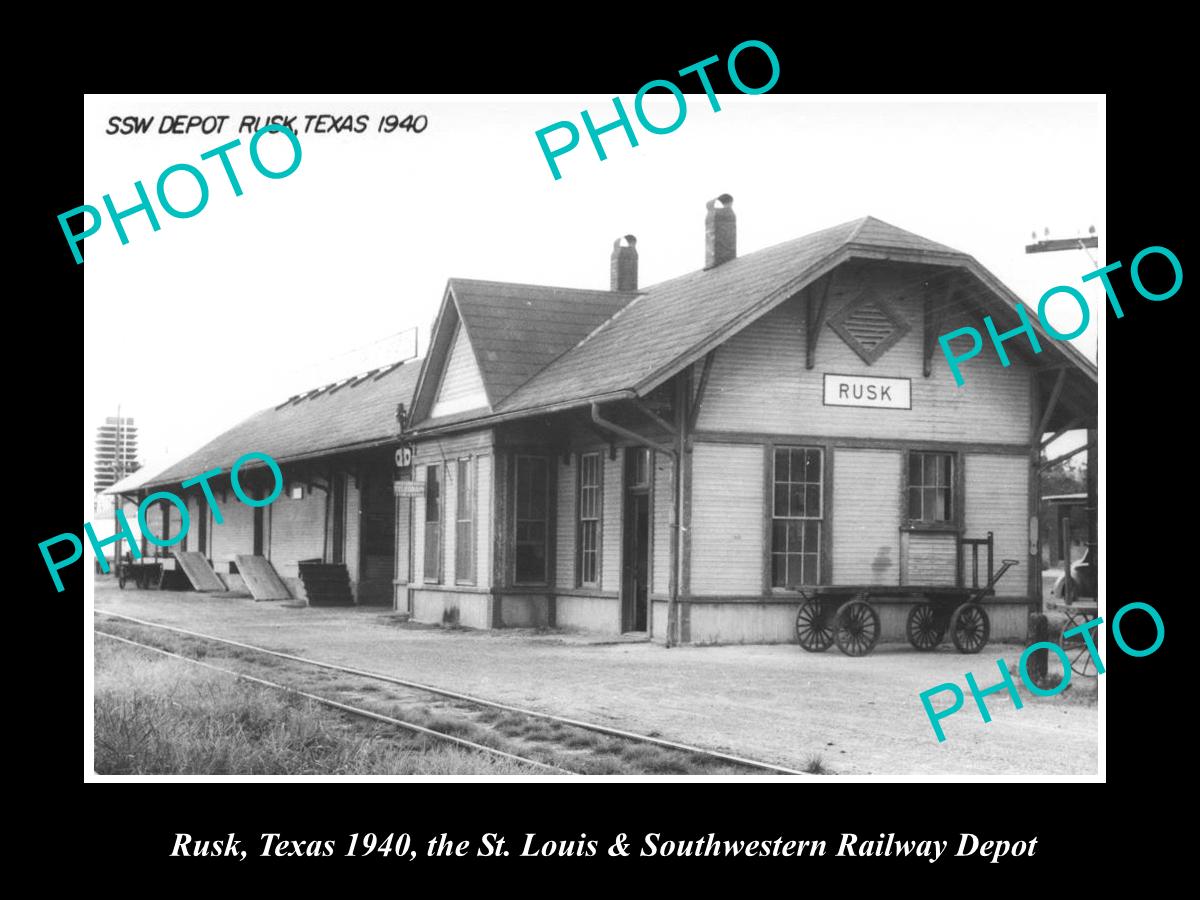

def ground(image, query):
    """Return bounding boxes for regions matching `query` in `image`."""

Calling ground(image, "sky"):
[83,94,1103,487]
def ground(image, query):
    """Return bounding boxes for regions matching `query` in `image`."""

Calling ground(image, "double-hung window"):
[907,451,955,525]
[424,464,441,583]
[455,458,474,583]
[771,447,823,587]
[577,452,601,586]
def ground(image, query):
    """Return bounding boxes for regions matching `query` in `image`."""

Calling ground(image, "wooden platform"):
[171,550,225,592]
[234,555,292,601]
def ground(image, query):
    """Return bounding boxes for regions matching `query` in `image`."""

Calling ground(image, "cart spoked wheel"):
[118,567,128,589]
[1059,609,1098,677]
[906,602,944,651]
[950,602,990,653]
[834,599,880,657]
[795,601,835,652]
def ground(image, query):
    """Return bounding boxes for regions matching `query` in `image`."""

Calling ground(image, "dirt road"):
[91,582,1098,776]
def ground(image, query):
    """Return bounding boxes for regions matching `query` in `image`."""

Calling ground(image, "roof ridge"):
[449,276,641,297]
[272,356,421,409]
[846,215,873,243]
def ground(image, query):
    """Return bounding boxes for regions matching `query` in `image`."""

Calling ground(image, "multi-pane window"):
[577,452,601,586]
[423,464,441,583]
[455,458,474,584]
[627,447,650,489]
[908,452,954,523]
[771,447,823,587]
[515,456,549,584]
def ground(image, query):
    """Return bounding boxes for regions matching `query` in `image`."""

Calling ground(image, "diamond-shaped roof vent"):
[827,296,910,365]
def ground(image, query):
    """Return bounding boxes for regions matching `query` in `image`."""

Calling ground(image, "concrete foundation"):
[412,589,492,629]
[557,595,620,632]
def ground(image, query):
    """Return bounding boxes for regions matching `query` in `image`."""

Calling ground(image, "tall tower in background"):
[94,416,140,491]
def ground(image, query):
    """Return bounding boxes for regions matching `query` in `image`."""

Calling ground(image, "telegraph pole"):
[1026,229,1099,602]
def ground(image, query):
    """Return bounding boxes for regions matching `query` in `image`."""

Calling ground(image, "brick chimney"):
[705,194,736,268]
[610,234,638,291]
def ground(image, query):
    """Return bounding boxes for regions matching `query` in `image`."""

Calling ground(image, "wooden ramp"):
[171,550,225,592]
[235,555,292,601]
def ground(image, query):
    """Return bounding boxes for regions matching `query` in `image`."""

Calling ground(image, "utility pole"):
[1026,228,1099,602]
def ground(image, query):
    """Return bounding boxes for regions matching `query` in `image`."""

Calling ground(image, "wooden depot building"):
[398,196,1097,645]
[123,196,1097,647]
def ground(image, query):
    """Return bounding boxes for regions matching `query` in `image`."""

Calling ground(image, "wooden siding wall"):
[210,490,253,569]
[344,477,361,588]
[964,454,1029,595]
[832,448,901,584]
[269,488,326,579]
[902,532,958,586]
[695,270,1032,444]
[412,475,426,584]
[653,452,673,596]
[691,443,763,595]
[475,454,493,588]
[165,502,184,550]
[410,454,493,588]
[431,323,489,418]
[602,449,623,591]
[186,495,204,555]
[556,455,576,589]
[395,495,412,585]
[444,462,459,586]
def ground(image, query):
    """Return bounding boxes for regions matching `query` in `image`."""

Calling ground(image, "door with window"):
[621,448,651,632]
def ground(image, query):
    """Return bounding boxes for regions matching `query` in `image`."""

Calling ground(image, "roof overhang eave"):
[137,435,403,492]
[406,390,639,438]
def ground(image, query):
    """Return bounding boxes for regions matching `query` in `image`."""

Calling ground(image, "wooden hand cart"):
[115,553,173,590]
[792,532,1020,657]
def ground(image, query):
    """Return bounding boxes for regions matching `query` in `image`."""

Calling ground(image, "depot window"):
[907,451,955,525]
[423,464,442,583]
[577,452,602,586]
[455,458,475,585]
[771,446,823,587]
[515,456,549,584]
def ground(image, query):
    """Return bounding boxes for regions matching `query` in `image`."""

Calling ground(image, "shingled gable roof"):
[409,215,1097,435]
[411,279,638,420]
[136,358,423,491]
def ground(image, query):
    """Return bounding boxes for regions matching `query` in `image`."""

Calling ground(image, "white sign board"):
[823,374,911,410]
[395,480,425,498]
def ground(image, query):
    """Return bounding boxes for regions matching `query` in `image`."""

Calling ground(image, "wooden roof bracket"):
[632,398,678,437]
[1035,369,1068,441]
[1040,417,1082,450]
[686,350,717,434]
[590,403,676,459]
[805,273,835,370]
[1038,439,1095,473]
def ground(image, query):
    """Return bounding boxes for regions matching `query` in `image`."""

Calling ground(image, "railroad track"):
[97,630,567,774]
[94,609,807,776]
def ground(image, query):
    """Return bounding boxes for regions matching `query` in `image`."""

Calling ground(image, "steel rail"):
[94,609,807,776]
[96,629,569,775]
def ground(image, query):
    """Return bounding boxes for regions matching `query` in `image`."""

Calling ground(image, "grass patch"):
[94,640,548,775]
[803,754,832,775]
[94,621,776,776]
